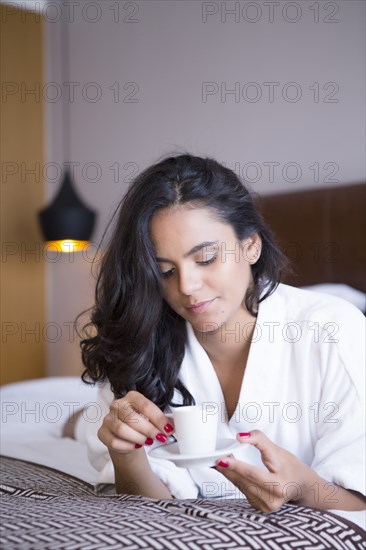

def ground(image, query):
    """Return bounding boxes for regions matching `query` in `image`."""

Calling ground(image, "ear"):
[242,234,262,264]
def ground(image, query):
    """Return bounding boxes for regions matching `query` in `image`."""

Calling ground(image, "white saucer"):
[149,438,241,468]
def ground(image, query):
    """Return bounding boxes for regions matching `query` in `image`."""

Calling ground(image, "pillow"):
[0,376,98,435]
[301,284,366,313]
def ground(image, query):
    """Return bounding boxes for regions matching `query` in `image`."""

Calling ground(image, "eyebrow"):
[156,241,219,263]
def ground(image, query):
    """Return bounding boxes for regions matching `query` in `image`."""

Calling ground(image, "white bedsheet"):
[0,377,101,484]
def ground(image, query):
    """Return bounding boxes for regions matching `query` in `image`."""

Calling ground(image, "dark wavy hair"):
[79,154,288,409]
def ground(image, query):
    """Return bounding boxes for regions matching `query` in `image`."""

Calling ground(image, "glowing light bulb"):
[45,240,90,253]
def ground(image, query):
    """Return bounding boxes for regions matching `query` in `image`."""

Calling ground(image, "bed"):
[1,374,366,548]
[1,184,365,548]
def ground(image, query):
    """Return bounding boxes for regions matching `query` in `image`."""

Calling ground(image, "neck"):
[193,311,257,365]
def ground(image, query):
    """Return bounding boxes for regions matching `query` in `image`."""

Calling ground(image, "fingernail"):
[145,438,154,445]
[217,460,229,468]
[156,433,167,443]
[164,423,174,433]
[134,444,142,449]
[238,432,251,437]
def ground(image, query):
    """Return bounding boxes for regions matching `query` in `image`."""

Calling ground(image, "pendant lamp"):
[38,7,96,253]
[38,169,96,252]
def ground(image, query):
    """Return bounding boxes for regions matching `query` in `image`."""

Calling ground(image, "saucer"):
[148,438,241,468]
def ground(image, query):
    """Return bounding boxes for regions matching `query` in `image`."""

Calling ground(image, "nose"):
[178,266,203,296]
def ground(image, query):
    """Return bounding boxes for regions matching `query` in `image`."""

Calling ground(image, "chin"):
[191,318,223,335]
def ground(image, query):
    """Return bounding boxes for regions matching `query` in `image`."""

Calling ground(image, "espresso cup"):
[171,404,218,455]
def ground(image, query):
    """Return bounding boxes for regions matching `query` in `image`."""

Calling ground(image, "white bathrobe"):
[80,284,365,517]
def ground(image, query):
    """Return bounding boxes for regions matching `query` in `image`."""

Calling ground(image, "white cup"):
[171,404,218,455]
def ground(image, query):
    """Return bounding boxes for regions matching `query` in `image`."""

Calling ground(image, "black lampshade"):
[38,169,96,242]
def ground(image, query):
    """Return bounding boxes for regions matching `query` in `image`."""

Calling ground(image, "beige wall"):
[0,4,45,384]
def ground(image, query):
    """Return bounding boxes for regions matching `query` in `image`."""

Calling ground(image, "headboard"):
[257,183,366,293]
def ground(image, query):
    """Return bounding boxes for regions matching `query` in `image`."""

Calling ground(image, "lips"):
[186,299,216,314]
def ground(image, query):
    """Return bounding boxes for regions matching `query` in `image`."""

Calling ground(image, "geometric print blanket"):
[1,456,365,549]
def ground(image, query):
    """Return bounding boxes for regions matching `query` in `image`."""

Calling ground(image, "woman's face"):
[150,206,261,335]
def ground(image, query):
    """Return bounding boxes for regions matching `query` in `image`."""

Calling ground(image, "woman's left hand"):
[214,430,315,513]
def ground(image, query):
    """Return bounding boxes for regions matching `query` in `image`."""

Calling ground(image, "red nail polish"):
[145,438,154,445]
[156,433,167,443]
[134,444,142,449]
[164,423,174,433]
[217,460,229,468]
[238,432,251,437]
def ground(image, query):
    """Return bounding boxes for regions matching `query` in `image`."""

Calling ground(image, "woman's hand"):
[98,391,174,456]
[214,430,321,513]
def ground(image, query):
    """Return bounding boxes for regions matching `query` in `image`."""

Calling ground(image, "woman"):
[77,154,365,512]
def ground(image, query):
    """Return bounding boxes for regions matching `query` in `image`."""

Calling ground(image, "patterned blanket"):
[0,455,365,549]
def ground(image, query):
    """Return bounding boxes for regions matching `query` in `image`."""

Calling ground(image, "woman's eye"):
[160,253,218,278]
[161,268,175,279]
[198,254,218,266]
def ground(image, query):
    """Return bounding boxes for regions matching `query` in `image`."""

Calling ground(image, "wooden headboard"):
[257,183,366,293]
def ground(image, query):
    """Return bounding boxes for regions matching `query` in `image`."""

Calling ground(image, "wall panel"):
[0,4,45,384]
